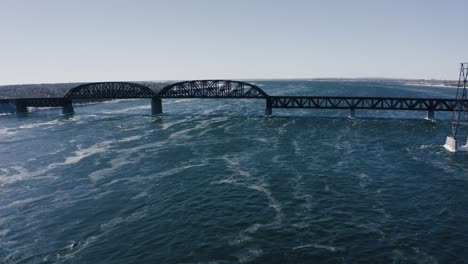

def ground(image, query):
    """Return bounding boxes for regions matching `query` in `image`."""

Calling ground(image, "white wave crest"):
[63,143,110,165]
[19,120,61,129]
[293,243,344,252]
[0,128,16,136]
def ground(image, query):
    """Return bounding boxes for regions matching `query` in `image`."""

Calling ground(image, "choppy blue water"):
[1,81,467,263]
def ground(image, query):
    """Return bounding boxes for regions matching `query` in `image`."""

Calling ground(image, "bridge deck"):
[267,96,459,111]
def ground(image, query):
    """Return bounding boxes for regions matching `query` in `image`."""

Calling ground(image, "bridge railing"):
[267,96,458,111]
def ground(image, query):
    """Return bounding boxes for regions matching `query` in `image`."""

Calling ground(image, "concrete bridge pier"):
[444,136,457,152]
[426,110,435,120]
[349,108,356,119]
[444,136,468,152]
[62,100,74,114]
[151,97,163,115]
[15,101,28,113]
[265,98,272,115]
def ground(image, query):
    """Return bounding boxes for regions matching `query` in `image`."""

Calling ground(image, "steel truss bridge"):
[0,80,462,119]
[266,96,459,118]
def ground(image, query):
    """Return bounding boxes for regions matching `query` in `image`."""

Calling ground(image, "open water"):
[1,81,467,263]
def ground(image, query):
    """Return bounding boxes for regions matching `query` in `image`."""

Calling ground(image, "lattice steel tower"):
[444,63,468,152]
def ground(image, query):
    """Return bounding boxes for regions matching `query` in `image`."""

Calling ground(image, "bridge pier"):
[426,110,435,120]
[62,100,74,114]
[444,136,468,152]
[444,136,457,152]
[151,97,163,115]
[265,98,272,115]
[15,101,28,113]
[349,108,355,119]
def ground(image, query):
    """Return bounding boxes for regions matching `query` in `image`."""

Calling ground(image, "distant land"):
[245,78,459,87]
[0,78,459,100]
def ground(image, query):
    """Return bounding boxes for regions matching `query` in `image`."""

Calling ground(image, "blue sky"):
[0,0,467,84]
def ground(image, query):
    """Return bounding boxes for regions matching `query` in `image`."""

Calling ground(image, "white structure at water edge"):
[444,63,468,153]
[462,138,468,152]
[444,136,468,152]
[444,136,457,152]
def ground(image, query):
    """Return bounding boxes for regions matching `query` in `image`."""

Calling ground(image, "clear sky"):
[0,0,467,85]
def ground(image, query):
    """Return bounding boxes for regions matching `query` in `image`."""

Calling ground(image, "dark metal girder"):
[65,82,156,99]
[269,96,458,111]
[158,80,268,98]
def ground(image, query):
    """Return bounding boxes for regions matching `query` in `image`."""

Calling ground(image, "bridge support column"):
[62,100,74,114]
[265,98,272,115]
[15,102,28,113]
[426,110,435,120]
[349,108,355,119]
[462,138,468,152]
[151,97,163,115]
[444,136,457,152]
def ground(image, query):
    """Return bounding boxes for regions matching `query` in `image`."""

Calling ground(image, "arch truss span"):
[158,80,268,98]
[65,82,156,99]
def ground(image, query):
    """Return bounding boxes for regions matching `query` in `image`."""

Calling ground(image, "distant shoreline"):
[404,82,458,88]
[245,78,459,88]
